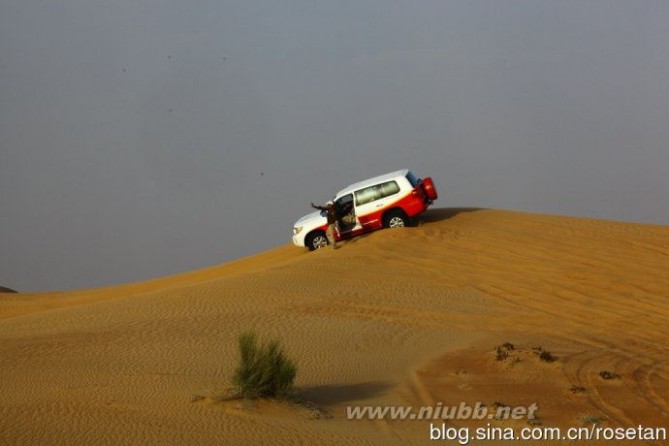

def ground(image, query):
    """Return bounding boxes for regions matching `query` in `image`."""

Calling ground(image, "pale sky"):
[2,1,669,291]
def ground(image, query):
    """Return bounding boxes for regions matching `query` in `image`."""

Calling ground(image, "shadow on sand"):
[418,207,485,224]
[337,207,484,248]
[295,381,393,407]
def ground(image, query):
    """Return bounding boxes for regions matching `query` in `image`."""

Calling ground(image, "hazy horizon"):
[2,1,669,291]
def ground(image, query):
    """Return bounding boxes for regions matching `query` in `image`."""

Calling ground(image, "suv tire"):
[306,231,329,250]
[383,210,408,229]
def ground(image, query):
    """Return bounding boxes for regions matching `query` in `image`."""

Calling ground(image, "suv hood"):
[294,210,327,228]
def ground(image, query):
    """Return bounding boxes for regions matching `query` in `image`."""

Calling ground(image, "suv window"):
[406,171,419,188]
[335,194,354,214]
[355,180,400,206]
[378,180,400,197]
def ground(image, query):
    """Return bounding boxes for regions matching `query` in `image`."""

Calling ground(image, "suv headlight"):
[293,226,303,235]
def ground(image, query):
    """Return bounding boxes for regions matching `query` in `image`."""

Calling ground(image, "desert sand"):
[1,208,668,445]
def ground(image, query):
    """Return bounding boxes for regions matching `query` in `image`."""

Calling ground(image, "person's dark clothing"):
[312,203,340,225]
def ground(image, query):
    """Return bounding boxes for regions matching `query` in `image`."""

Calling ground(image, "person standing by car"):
[311,200,340,249]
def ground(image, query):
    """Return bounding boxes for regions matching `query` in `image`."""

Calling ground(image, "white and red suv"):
[292,169,438,250]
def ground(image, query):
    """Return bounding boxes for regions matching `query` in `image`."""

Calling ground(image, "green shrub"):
[232,331,297,398]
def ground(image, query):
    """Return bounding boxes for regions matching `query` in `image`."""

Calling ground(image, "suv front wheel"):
[306,231,329,250]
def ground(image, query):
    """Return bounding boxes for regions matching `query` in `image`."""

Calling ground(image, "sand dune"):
[1,208,668,445]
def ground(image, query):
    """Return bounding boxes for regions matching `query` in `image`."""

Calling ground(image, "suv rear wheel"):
[383,210,408,229]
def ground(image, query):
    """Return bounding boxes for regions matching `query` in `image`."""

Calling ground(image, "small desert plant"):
[533,346,558,363]
[539,350,557,362]
[495,346,509,361]
[501,342,515,351]
[581,414,607,426]
[599,370,621,380]
[495,342,515,361]
[567,385,587,394]
[490,401,509,410]
[232,331,297,399]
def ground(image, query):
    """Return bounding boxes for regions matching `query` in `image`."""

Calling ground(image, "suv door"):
[334,194,358,236]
